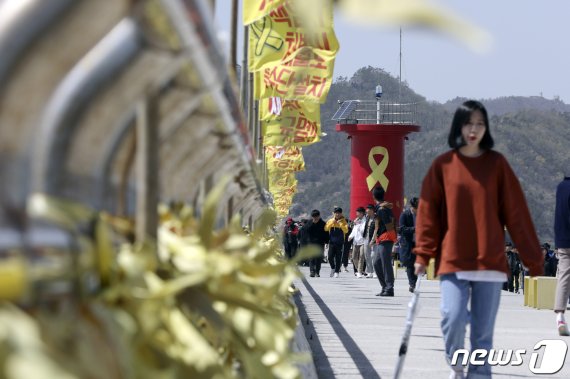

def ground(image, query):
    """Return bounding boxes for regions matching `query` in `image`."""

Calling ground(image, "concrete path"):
[295,265,570,379]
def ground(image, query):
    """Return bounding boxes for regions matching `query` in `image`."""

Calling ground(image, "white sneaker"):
[330,269,335,277]
[558,321,570,336]
[449,369,465,379]
[373,273,377,278]
[334,273,339,278]
[356,273,363,278]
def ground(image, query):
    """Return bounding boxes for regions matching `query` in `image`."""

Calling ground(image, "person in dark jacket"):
[371,186,397,296]
[543,243,558,277]
[306,210,329,277]
[362,204,376,277]
[399,197,419,293]
[297,219,310,266]
[554,173,570,336]
[506,243,522,293]
[282,217,299,259]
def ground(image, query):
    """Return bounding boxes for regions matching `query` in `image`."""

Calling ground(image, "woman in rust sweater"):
[413,100,543,379]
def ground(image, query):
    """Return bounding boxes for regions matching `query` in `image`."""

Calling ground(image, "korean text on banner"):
[265,146,305,172]
[250,3,338,103]
[260,98,321,147]
[248,3,338,72]
[256,54,335,103]
[268,170,297,193]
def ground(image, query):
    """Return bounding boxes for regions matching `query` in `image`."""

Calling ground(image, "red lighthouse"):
[334,95,420,221]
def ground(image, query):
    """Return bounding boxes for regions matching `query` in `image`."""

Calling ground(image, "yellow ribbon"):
[251,17,284,56]
[0,258,27,301]
[27,193,114,286]
[366,146,390,191]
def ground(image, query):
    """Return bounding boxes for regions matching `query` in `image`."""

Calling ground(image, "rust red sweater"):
[414,150,544,277]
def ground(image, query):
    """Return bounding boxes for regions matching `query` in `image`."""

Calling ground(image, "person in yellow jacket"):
[325,207,349,278]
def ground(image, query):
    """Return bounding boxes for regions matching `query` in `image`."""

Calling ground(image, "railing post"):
[135,94,159,243]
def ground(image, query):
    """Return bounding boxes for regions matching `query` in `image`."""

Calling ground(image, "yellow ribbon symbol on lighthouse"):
[366,146,390,191]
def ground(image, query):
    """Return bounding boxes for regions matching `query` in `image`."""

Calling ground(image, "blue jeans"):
[440,274,502,379]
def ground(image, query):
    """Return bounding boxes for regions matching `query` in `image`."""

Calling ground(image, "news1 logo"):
[451,340,568,374]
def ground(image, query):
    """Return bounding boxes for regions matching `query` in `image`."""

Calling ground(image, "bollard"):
[524,277,530,306]
[535,276,558,310]
[527,277,537,308]
[426,258,436,280]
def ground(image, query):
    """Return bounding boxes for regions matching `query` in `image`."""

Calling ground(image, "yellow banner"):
[248,3,338,72]
[265,146,305,172]
[256,57,335,103]
[268,169,297,194]
[273,194,294,216]
[260,98,321,147]
[249,1,338,103]
[270,179,297,196]
[243,0,286,25]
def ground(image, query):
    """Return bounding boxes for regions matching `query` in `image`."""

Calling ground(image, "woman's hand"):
[414,263,426,275]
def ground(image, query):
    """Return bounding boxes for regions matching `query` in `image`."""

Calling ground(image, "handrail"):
[161,0,267,205]
[31,18,143,196]
[0,0,75,93]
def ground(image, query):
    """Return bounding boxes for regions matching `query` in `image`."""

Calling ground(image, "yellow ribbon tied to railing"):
[27,193,115,286]
[366,146,390,191]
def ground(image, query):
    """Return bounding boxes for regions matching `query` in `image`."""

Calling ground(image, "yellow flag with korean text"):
[249,1,338,103]
[248,2,338,72]
[268,169,297,192]
[260,98,321,146]
[265,146,305,172]
[243,0,286,25]
[256,55,335,102]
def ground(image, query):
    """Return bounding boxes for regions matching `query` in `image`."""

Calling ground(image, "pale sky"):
[215,0,570,104]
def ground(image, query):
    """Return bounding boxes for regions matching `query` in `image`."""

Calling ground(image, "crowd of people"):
[284,205,559,298]
[282,188,419,296]
[280,100,570,379]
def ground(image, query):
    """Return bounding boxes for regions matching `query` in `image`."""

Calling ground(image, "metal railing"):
[333,100,419,125]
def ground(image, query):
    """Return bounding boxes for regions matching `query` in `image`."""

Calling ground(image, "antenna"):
[399,27,402,103]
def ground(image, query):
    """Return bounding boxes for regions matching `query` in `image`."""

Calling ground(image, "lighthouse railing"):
[333,101,418,125]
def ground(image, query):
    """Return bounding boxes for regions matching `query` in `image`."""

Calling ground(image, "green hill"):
[292,66,570,243]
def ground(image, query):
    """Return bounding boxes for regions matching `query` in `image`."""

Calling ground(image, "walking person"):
[325,207,349,278]
[543,243,558,277]
[371,186,398,296]
[363,204,376,278]
[506,244,522,293]
[399,197,419,293]
[282,218,299,260]
[413,100,543,379]
[553,171,570,336]
[306,210,328,278]
[348,207,367,278]
[502,243,513,292]
[342,219,353,272]
[298,219,310,266]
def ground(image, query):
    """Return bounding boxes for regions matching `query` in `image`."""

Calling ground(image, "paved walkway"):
[295,265,570,379]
